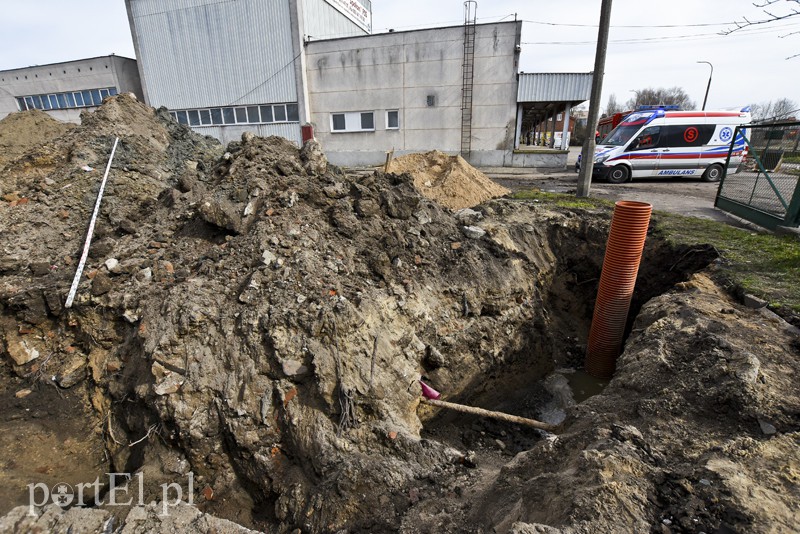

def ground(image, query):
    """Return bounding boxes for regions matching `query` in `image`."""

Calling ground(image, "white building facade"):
[0,55,143,123]
[126,0,589,167]
[305,22,521,166]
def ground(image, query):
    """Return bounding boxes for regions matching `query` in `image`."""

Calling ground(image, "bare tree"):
[723,0,800,59]
[750,97,798,121]
[624,87,696,110]
[605,93,623,116]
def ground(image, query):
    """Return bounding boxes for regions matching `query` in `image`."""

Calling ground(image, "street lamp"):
[697,61,713,111]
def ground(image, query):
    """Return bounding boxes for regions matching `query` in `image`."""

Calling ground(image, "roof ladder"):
[460,1,477,160]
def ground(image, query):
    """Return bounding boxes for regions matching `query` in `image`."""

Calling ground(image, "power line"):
[522,21,800,46]
[522,18,737,28]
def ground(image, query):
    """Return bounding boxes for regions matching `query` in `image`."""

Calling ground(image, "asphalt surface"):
[481,146,761,228]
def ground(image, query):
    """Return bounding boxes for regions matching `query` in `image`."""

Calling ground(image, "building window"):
[386,110,399,129]
[211,108,223,125]
[557,113,563,121]
[332,114,346,131]
[166,102,302,127]
[426,95,436,107]
[360,112,374,130]
[247,106,260,123]
[287,103,299,122]
[200,109,212,125]
[274,105,287,122]
[260,106,273,123]
[331,111,375,133]
[235,107,248,124]
[12,86,122,109]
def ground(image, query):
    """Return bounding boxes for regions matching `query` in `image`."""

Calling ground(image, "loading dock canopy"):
[518,72,593,103]
[516,72,593,149]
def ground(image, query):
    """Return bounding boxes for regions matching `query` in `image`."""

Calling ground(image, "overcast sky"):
[1,0,798,112]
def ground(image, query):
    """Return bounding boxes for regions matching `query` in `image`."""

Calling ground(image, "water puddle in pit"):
[538,369,610,425]
[565,369,610,403]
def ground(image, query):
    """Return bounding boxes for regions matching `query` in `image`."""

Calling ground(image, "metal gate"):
[715,121,800,230]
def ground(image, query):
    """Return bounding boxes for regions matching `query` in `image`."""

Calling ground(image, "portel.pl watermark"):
[28,472,194,517]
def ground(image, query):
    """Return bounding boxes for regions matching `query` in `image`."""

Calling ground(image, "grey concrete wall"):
[305,21,521,165]
[502,151,567,168]
[0,56,140,122]
[326,149,567,169]
[112,56,144,101]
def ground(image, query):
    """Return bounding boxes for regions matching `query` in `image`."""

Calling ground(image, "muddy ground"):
[0,98,798,534]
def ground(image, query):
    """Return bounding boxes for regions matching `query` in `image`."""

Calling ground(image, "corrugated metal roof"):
[518,73,592,103]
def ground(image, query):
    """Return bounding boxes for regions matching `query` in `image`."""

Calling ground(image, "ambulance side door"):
[658,124,712,176]
[627,126,663,177]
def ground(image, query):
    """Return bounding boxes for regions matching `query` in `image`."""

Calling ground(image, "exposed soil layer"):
[0,110,76,171]
[387,150,510,210]
[0,96,798,534]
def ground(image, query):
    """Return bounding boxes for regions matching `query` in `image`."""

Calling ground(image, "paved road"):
[481,147,759,228]
[485,168,739,222]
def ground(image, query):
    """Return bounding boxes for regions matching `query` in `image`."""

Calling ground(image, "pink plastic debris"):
[419,380,441,400]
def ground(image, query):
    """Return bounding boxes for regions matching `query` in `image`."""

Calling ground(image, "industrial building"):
[0,55,143,123]
[123,0,590,167]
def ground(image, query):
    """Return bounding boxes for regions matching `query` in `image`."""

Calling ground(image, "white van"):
[585,107,751,183]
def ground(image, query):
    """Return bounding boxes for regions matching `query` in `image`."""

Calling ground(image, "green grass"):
[652,212,800,314]
[511,189,613,210]
[512,190,800,317]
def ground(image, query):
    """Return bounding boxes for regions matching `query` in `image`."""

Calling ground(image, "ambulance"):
[581,106,751,183]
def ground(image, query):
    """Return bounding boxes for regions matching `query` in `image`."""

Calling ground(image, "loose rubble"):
[0,95,798,534]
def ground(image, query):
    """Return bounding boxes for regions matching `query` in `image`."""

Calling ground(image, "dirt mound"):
[387,150,510,210]
[0,95,798,534]
[0,109,75,170]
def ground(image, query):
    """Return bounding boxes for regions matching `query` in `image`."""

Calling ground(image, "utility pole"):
[697,61,713,111]
[577,0,614,198]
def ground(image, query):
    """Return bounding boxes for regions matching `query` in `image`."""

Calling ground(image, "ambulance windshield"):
[602,125,640,147]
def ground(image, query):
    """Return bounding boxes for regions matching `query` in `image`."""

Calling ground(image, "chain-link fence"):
[716,122,800,230]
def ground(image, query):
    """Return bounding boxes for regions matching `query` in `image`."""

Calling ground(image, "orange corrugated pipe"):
[585,200,652,379]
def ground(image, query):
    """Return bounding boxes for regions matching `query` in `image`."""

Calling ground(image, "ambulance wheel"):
[702,163,723,182]
[606,165,630,184]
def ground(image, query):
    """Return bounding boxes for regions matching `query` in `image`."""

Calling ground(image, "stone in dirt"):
[386,150,510,210]
[0,94,798,534]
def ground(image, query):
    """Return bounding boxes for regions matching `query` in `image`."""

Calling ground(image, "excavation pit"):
[418,221,719,457]
[2,96,798,533]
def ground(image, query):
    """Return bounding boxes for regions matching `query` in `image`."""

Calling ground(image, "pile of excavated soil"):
[1,95,798,534]
[0,110,75,170]
[387,150,510,210]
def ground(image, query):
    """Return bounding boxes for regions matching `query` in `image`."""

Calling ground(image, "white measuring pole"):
[65,136,119,309]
